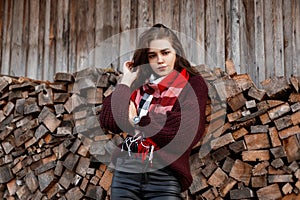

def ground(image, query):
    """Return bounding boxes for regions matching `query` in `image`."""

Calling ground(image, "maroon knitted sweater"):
[99,74,208,192]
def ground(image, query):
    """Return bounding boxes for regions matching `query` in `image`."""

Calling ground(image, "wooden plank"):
[27,0,39,79]
[111,0,121,71]
[263,0,275,78]
[37,0,46,80]
[239,0,255,78]
[205,0,217,69]
[137,0,153,31]
[68,0,77,73]
[216,0,225,70]
[94,0,115,70]
[86,0,96,69]
[1,0,13,75]
[231,0,241,73]
[225,0,232,61]
[153,0,172,29]
[76,0,88,71]
[292,0,300,76]
[254,0,266,87]
[10,0,24,76]
[171,0,180,32]
[55,0,64,74]
[283,0,293,78]
[0,1,4,68]
[179,0,196,65]
[273,0,284,76]
[48,0,56,81]
[43,0,51,80]
[119,0,132,72]
[195,0,205,65]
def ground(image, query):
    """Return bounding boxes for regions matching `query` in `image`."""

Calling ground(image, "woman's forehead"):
[148,39,174,51]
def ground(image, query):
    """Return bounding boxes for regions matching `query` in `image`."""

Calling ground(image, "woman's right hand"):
[119,61,139,87]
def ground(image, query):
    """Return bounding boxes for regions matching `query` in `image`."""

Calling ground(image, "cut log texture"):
[0,65,300,199]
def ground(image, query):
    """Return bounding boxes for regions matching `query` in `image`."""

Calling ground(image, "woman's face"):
[147,39,176,77]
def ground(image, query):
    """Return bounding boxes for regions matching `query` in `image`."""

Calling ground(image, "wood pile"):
[0,63,299,199]
[189,60,300,200]
[0,67,120,200]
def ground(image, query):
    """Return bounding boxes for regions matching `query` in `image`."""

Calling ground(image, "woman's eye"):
[148,54,156,59]
[162,51,170,55]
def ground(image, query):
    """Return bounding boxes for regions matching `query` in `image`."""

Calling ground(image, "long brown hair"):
[131,24,198,89]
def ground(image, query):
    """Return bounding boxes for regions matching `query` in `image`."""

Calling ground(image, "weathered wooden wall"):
[0,0,299,87]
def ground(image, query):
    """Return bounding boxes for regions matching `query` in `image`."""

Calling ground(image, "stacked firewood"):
[189,61,300,199]
[0,62,299,199]
[0,67,120,199]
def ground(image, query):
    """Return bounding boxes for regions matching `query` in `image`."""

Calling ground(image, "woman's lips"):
[157,65,167,70]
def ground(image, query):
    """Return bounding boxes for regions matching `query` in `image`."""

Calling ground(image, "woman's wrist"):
[119,77,133,87]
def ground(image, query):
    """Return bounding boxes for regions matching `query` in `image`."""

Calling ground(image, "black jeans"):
[111,157,182,200]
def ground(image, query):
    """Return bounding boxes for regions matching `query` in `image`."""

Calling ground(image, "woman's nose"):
[157,54,164,63]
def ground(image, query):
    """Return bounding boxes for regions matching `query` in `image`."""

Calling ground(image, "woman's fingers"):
[123,61,134,72]
[120,61,139,87]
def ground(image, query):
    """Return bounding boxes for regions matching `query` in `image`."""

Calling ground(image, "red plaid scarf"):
[130,68,190,114]
[128,69,189,163]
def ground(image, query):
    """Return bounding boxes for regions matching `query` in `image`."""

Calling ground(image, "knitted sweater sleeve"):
[99,84,135,134]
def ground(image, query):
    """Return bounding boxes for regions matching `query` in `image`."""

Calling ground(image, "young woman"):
[99,24,208,199]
